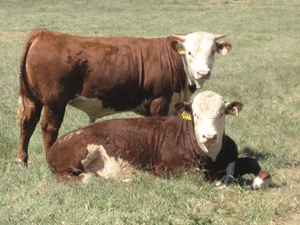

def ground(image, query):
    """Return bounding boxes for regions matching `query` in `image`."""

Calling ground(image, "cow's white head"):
[174,91,242,161]
[173,32,232,89]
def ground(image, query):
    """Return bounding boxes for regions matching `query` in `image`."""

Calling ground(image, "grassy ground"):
[1,0,300,224]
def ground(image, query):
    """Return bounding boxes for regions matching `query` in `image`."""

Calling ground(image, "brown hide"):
[17,29,188,164]
[22,29,186,111]
[48,117,204,176]
[47,116,239,180]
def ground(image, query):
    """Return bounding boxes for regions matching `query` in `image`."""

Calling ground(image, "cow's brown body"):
[47,116,270,187]
[17,29,232,165]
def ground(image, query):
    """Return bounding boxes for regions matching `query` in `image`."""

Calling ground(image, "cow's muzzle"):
[197,71,211,80]
[202,134,217,144]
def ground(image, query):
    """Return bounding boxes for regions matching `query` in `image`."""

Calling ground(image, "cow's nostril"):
[203,134,217,142]
[211,134,217,141]
[197,71,211,79]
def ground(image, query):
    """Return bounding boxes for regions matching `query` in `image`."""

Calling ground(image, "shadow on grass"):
[240,147,274,160]
[239,147,300,167]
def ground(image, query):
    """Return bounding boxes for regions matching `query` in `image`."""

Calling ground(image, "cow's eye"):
[211,49,215,55]
[188,51,193,57]
[220,112,224,118]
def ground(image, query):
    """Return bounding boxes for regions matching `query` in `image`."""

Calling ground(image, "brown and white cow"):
[47,91,272,189]
[16,29,232,165]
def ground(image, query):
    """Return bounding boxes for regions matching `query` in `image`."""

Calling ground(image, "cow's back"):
[47,116,201,176]
[47,117,167,174]
[25,29,185,110]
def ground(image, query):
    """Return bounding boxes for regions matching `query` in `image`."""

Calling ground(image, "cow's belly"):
[130,89,193,117]
[131,92,185,117]
[68,88,192,121]
[68,96,116,121]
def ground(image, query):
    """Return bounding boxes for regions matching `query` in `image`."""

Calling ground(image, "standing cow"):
[47,91,272,189]
[16,29,232,165]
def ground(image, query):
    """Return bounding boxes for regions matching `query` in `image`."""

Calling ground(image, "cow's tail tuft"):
[17,95,25,126]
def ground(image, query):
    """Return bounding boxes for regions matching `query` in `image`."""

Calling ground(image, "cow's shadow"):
[239,147,272,160]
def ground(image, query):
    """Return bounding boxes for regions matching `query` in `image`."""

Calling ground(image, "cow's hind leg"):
[40,106,66,157]
[16,95,43,166]
[234,158,272,189]
[54,172,97,184]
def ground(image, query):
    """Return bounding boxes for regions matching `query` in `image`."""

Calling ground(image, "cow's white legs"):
[216,161,236,188]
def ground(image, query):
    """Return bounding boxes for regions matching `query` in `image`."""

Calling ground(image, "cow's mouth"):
[196,71,211,80]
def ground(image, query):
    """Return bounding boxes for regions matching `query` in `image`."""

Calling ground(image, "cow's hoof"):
[252,170,272,189]
[215,180,223,187]
[217,184,227,189]
[15,158,28,168]
[253,177,272,190]
[80,173,94,185]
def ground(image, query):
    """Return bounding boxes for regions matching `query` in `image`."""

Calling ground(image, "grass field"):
[1,0,300,224]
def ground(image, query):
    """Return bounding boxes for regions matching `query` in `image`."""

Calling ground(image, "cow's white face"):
[174,91,243,161]
[174,32,231,88]
[192,91,226,146]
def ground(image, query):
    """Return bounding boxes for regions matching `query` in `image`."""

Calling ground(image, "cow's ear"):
[217,41,232,55]
[172,35,186,55]
[225,101,243,116]
[174,101,192,114]
[174,101,193,120]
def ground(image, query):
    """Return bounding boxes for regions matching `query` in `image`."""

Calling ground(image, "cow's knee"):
[148,97,170,116]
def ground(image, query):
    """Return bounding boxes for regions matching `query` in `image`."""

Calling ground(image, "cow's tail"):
[17,29,44,126]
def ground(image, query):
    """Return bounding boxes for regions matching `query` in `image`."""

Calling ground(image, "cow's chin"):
[199,139,218,146]
[194,78,208,89]
[203,141,218,147]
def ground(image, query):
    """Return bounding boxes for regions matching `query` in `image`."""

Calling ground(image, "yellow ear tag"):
[177,47,185,55]
[182,111,192,120]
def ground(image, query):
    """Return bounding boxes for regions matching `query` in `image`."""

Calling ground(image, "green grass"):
[1,0,300,224]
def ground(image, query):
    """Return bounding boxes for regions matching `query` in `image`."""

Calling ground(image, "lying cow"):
[47,91,272,189]
[16,29,232,165]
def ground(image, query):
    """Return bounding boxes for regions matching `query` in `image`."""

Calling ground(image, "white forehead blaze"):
[184,32,216,57]
[192,91,225,119]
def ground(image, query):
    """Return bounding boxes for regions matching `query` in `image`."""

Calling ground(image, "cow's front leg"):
[234,158,272,189]
[215,161,236,188]
[40,106,66,157]
[148,96,170,116]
